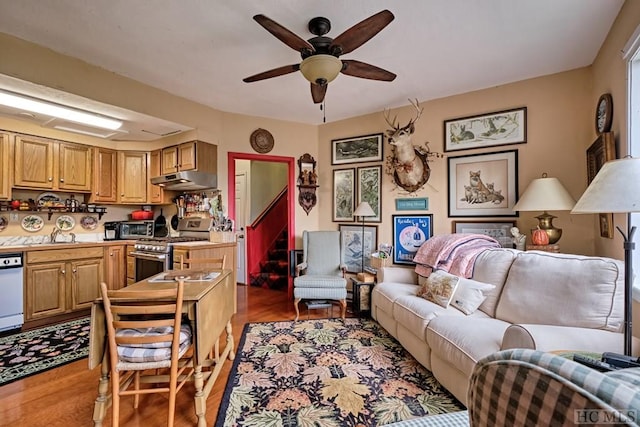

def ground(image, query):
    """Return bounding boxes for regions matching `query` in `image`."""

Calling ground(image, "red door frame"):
[227,152,296,300]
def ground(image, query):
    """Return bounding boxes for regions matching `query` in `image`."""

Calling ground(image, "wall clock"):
[595,93,613,134]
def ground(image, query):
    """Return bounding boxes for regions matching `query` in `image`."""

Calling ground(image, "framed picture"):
[392,214,433,265]
[444,107,527,152]
[331,133,384,165]
[447,149,519,217]
[452,220,517,248]
[339,224,378,273]
[333,169,355,222]
[357,165,381,222]
[587,132,616,238]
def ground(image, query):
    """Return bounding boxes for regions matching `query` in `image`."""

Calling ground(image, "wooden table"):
[88,269,236,427]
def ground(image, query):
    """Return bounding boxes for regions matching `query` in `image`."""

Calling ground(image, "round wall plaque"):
[250,128,274,153]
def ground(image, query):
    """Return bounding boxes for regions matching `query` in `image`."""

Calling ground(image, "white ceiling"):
[0,0,625,134]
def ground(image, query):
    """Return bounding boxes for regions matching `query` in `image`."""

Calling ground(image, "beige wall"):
[1,1,640,253]
[319,68,594,256]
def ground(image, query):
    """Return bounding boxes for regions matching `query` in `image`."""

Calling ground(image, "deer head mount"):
[383,99,442,193]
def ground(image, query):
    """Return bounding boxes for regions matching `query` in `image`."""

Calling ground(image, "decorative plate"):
[250,128,274,153]
[80,215,98,230]
[56,215,75,231]
[36,192,64,208]
[0,216,7,232]
[22,214,44,232]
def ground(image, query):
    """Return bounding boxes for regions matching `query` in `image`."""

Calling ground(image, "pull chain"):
[320,99,326,123]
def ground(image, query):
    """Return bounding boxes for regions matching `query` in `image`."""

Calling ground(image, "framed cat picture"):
[447,150,519,217]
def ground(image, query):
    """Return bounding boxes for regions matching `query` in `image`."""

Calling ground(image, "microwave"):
[119,220,154,239]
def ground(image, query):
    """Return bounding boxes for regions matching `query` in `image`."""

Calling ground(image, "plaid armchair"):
[388,349,640,426]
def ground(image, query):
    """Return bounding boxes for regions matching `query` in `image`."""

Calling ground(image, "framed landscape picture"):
[333,169,355,222]
[357,165,381,222]
[339,224,378,273]
[392,214,433,265]
[447,149,519,217]
[452,220,516,248]
[444,107,527,152]
[331,133,384,165]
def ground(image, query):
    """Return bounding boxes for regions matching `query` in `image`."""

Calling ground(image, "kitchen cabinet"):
[14,135,92,192]
[148,149,165,204]
[104,245,126,290]
[25,247,104,320]
[160,140,217,175]
[91,146,118,203]
[126,244,136,286]
[117,151,148,204]
[0,133,10,200]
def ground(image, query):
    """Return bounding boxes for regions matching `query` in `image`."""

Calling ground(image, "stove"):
[131,217,212,281]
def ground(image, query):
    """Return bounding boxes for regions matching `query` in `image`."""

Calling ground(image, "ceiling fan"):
[243,10,397,104]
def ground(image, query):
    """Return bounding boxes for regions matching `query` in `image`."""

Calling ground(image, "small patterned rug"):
[0,317,90,386]
[215,318,464,426]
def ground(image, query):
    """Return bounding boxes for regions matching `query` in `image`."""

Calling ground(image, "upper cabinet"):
[118,151,148,204]
[160,140,217,175]
[0,133,11,200]
[91,146,118,203]
[14,135,91,192]
[148,149,164,204]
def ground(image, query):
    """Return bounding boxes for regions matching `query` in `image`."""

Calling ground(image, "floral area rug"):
[215,318,464,426]
[0,317,90,386]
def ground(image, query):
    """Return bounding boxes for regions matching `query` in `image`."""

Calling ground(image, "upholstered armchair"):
[293,231,347,320]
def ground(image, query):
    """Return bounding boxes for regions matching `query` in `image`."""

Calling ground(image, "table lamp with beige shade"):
[512,173,576,244]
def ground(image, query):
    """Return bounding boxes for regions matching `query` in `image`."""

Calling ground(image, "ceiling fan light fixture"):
[299,55,342,85]
[0,89,123,130]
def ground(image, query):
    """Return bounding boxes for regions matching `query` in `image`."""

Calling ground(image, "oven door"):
[130,251,171,282]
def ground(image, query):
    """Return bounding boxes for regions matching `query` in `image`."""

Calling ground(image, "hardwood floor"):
[0,285,342,427]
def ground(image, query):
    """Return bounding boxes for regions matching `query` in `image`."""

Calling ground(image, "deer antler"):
[407,98,423,126]
[383,108,399,130]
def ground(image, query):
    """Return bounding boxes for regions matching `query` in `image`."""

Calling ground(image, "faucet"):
[50,226,60,243]
[69,232,76,243]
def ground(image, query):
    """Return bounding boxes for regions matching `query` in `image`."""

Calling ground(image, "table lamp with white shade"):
[572,156,640,358]
[353,202,376,273]
[512,173,576,244]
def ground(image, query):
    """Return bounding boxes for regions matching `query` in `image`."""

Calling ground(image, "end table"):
[349,277,374,317]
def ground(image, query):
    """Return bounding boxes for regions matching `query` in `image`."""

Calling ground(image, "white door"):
[235,172,248,284]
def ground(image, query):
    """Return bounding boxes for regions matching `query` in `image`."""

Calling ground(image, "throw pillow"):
[416,270,459,308]
[451,278,496,315]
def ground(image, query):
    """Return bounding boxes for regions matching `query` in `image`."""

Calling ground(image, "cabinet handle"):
[48,177,53,182]
[61,269,66,275]
[96,192,99,195]
[72,267,77,273]
[60,178,64,182]
[110,252,113,256]
[121,193,125,196]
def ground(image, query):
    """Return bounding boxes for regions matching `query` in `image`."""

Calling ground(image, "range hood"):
[150,170,217,191]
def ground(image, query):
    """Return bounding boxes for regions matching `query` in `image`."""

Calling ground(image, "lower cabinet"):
[25,247,104,320]
[126,244,136,286]
[104,245,126,290]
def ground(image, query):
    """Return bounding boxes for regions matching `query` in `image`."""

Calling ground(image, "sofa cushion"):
[416,270,459,308]
[427,316,510,378]
[394,295,465,341]
[451,277,495,315]
[495,251,624,332]
[471,248,518,317]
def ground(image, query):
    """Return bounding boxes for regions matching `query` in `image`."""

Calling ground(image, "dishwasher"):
[0,252,24,333]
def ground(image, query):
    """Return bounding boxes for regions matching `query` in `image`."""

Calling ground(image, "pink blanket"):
[413,233,501,278]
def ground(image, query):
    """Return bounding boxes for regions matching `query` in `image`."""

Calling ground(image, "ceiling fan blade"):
[253,14,314,53]
[341,60,396,81]
[330,10,394,55]
[243,64,300,83]
[311,83,327,104]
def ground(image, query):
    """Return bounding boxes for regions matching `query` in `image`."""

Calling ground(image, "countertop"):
[0,240,136,254]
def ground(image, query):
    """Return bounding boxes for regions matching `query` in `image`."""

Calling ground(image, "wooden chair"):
[100,280,194,427]
[178,254,226,271]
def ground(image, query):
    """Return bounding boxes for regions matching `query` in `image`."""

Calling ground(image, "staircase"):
[249,230,289,290]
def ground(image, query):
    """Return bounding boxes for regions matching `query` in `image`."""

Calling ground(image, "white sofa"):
[371,247,633,405]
